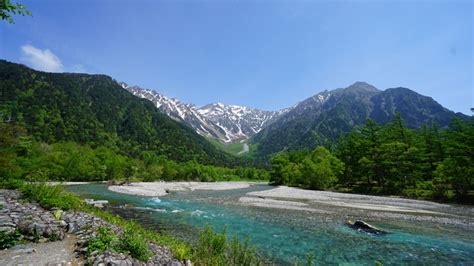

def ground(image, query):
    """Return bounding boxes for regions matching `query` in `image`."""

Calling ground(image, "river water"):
[65,184,474,265]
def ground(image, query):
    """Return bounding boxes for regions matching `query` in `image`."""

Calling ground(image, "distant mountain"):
[124,84,289,143]
[0,60,235,165]
[197,103,289,142]
[251,82,467,158]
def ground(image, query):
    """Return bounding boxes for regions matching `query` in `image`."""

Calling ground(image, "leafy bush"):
[86,208,191,261]
[86,227,116,256]
[117,228,151,262]
[0,178,24,190]
[193,226,262,266]
[194,226,227,264]
[85,227,151,262]
[0,230,23,249]
[228,236,259,266]
[20,183,82,210]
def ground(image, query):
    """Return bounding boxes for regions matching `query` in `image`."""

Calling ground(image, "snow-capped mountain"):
[121,83,289,143]
[197,103,289,142]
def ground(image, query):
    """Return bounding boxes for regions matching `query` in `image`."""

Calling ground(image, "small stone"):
[67,223,75,233]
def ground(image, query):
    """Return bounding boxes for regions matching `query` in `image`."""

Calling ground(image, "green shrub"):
[193,226,262,266]
[117,228,151,262]
[86,208,191,261]
[0,230,23,249]
[193,226,227,265]
[0,178,24,190]
[228,236,259,266]
[86,227,116,256]
[20,183,82,210]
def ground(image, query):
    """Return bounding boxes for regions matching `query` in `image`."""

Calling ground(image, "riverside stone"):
[0,189,184,265]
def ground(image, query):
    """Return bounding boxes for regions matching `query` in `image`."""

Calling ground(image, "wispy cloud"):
[21,44,64,72]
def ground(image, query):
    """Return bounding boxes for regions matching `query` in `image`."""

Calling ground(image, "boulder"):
[346,220,387,235]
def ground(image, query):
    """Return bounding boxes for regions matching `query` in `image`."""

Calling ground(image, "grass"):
[19,183,82,210]
[0,230,23,249]
[0,179,264,264]
[86,227,151,262]
[0,179,190,260]
[192,225,262,265]
[207,138,250,156]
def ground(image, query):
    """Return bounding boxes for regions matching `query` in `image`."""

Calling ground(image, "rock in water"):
[346,220,387,235]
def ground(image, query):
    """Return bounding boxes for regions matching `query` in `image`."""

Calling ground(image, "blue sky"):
[0,0,472,114]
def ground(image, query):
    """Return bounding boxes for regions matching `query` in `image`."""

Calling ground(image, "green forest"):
[0,60,239,166]
[270,115,474,203]
[1,60,472,204]
[0,123,268,183]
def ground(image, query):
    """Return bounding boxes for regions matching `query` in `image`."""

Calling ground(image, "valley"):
[1,59,472,265]
[122,81,466,160]
[0,1,472,264]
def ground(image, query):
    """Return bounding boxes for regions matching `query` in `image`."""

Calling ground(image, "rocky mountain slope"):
[251,82,467,158]
[124,84,289,143]
[123,81,466,159]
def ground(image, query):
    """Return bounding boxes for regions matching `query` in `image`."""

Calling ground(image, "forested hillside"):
[270,115,474,203]
[252,82,467,160]
[0,60,236,166]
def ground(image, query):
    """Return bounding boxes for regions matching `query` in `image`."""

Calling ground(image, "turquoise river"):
[66,184,474,265]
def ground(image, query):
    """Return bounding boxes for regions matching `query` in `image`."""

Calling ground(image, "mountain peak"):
[125,85,289,143]
[346,81,379,93]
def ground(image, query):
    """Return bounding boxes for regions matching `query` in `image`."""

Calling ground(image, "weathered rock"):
[346,220,387,234]
[0,189,185,265]
[66,222,76,233]
[11,244,36,254]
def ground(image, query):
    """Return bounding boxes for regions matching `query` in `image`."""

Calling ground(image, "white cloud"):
[21,44,64,72]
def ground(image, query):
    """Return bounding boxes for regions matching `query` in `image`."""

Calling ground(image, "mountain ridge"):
[250,82,468,159]
[0,60,237,166]
[123,84,290,143]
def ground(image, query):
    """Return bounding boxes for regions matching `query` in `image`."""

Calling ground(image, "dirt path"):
[0,234,82,266]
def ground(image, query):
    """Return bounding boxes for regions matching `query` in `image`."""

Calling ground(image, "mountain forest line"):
[0,59,472,203]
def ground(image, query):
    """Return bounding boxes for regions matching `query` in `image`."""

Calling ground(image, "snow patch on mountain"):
[121,83,290,143]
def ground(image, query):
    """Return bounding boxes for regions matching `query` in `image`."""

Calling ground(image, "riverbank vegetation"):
[0,180,263,264]
[270,115,473,203]
[0,123,269,183]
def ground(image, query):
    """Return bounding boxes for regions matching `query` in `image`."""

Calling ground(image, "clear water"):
[66,184,474,265]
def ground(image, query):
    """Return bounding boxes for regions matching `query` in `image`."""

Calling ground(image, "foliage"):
[117,228,152,261]
[84,207,190,261]
[192,225,262,266]
[433,118,474,201]
[193,226,227,264]
[270,146,343,190]
[270,115,474,203]
[6,181,261,263]
[0,124,268,183]
[0,230,23,249]
[335,115,473,202]
[86,227,116,256]
[0,0,31,23]
[227,236,259,266]
[86,226,153,262]
[19,183,82,210]
[0,60,240,167]
[252,84,466,160]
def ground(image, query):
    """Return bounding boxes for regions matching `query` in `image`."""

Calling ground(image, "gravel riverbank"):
[242,186,474,228]
[109,181,263,197]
